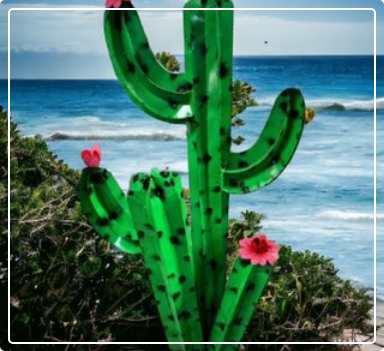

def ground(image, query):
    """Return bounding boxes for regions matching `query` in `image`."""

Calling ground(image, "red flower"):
[239,233,280,266]
[81,144,101,168]
[105,0,131,8]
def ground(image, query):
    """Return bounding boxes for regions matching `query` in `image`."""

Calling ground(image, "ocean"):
[3,55,383,302]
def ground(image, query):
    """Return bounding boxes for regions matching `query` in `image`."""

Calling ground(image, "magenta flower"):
[239,233,280,266]
[105,0,131,8]
[81,144,101,168]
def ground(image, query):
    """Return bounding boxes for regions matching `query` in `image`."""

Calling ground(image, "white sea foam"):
[34,115,187,141]
[319,210,384,221]
[256,97,384,112]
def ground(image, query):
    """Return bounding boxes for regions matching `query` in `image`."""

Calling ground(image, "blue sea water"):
[2,55,384,301]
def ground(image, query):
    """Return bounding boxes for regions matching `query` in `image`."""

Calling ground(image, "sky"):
[0,0,383,79]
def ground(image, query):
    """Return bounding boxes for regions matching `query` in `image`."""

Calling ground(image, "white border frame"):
[7,7,377,346]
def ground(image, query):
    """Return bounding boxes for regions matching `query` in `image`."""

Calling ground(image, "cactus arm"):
[127,174,186,346]
[104,10,192,124]
[128,172,204,344]
[209,259,272,346]
[222,89,305,194]
[149,171,204,343]
[105,3,192,95]
[77,168,140,254]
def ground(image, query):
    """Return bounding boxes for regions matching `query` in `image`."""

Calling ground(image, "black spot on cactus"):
[229,178,238,187]
[168,314,175,321]
[213,186,221,192]
[240,259,250,267]
[233,267,238,273]
[202,153,212,163]
[170,179,175,186]
[141,41,150,49]
[96,217,109,226]
[268,137,276,145]
[137,230,145,238]
[177,82,193,93]
[210,259,218,269]
[144,223,154,230]
[126,60,135,73]
[226,136,232,144]
[90,172,105,184]
[108,211,119,221]
[160,170,170,178]
[141,177,150,190]
[239,160,249,168]
[200,44,208,56]
[146,268,153,275]
[201,0,208,5]
[216,0,222,6]
[199,94,209,104]
[270,154,279,165]
[177,228,186,236]
[157,231,163,238]
[189,287,195,292]
[215,218,222,224]
[172,171,179,177]
[205,208,213,215]
[168,98,179,109]
[170,236,181,245]
[164,181,170,187]
[172,292,181,300]
[219,62,229,78]
[193,141,197,149]
[132,240,140,246]
[242,186,250,193]
[219,127,225,135]
[157,285,166,292]
[289,109,300,119]
[230,287,238,293]
[280,101,288,112]
[128,190,134,196]
[170,73,177,80]
[184,255,191,262]
[199,190,205,195]
[196,202,201,208]
[179,275,187,283]
[193,77,200,84]
[132,174,139,182]
[246,282,256,292]
[152,254,161,262]
[155,299,160,305]
[217,322,225,331]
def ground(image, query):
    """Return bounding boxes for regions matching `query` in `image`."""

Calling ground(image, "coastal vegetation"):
[0,52,371,350]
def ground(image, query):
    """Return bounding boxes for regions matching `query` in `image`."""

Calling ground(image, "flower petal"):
[105,0,116,8]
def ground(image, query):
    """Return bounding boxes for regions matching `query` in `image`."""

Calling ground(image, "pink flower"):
[239,233,280,266]
[105,0,131,8]
[81,144,101,168]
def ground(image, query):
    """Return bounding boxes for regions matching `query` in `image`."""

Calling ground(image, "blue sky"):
[0,0,383,78]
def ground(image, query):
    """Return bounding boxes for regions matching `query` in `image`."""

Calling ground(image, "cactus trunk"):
[184,7,233,334]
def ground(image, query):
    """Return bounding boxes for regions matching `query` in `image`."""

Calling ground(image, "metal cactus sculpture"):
[77,0,305,346]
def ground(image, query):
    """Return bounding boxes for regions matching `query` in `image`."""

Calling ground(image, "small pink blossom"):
[239,233,280,266]
[105,0,131,8]
[81,144,101,168]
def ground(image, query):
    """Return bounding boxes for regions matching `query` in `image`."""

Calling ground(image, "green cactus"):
[77,0,306,344]
[103,0,305,335]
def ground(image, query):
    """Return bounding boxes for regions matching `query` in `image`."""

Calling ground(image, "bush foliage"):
[1,109,372,350]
